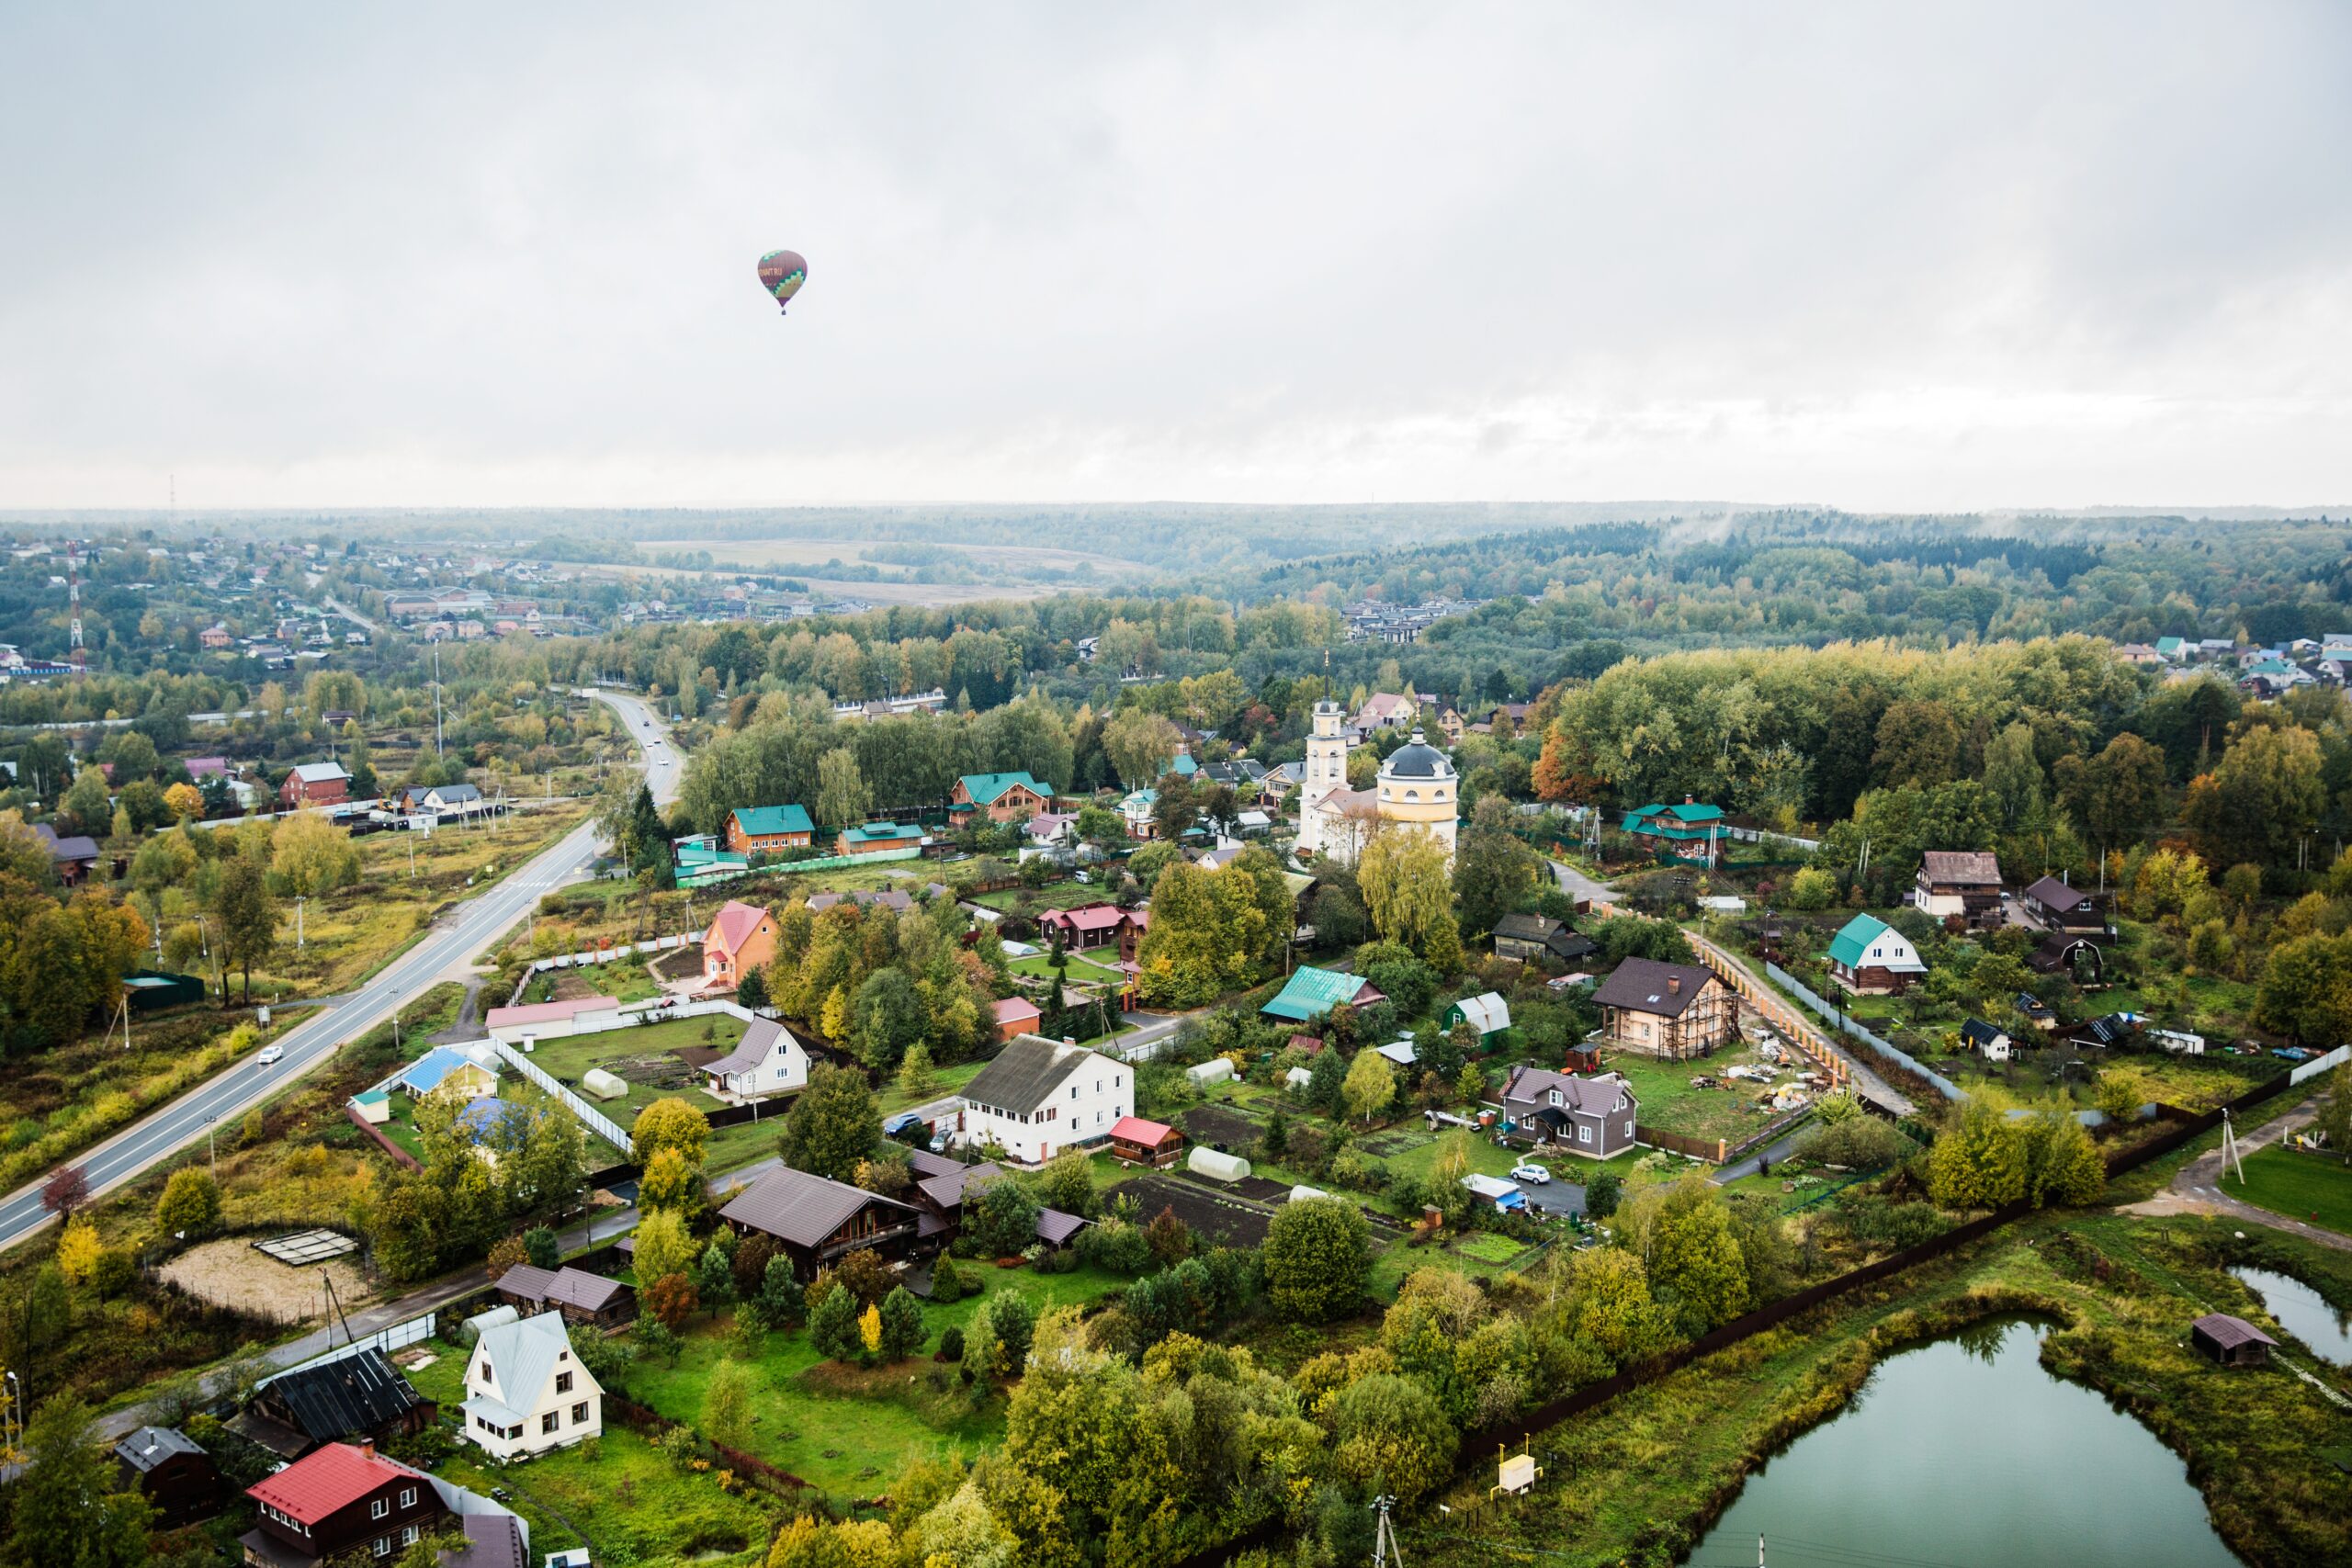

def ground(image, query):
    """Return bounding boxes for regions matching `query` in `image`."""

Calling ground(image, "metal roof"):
[1261,965,1376,1021]
[2191,1313,2278,1350]
[253,1347,426,1445]
[247,1442,426,1526]
[956,772,1049,806]
[718,1165,919,1249]
[705,1016,797,1079]
[115,1425,206,1473]
[730,804,814,837]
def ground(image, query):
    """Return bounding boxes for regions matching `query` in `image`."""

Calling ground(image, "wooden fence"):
[345,1101,422,1170]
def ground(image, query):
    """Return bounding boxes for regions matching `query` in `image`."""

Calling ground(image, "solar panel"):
[253,1229,359,1266]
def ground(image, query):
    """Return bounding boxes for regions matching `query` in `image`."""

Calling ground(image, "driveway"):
[0,690,678,1255]
[2128,1095,2351,1255]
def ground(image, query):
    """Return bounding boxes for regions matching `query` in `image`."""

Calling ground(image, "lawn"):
[1605,1041,1806,1146]
[876,1059,986,1117]
[1007,943,1128,985]
[971,881,1114,914]
[2221,1145,2352,1237]
[616,1262,1132,1494]
[517,1014,748,1125]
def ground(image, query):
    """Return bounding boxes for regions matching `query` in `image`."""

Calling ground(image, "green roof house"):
[1621,797,1725,865]
[2154,636,2187,660]
[1826,913,1927,996]
[952,772,1054,821]
[727,804,815,852]
[837,820,925,853]
[1261,965,1387,1022]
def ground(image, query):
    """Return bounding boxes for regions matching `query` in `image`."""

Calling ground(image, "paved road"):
[322,595,380,634]
[1548,855,1617,911]
[0,689,676,1255]
[2148,1095,2351,1254]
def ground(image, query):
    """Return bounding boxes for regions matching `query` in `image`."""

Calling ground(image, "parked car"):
[1509,1163,1553,1186]
[255,1044,285,1066]
[883,1112,926,1141]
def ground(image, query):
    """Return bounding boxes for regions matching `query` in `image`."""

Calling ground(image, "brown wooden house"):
[229,1348,435,1461]
[1914,851,2003,929]
[115,1425,228,1529]
[495,1263,638,1330]
[2190,1313,2277,1367]
[1108,1115,1185,1168]
[1591,958,1735,1059]
[239,1441,447,1568]
[718,1164,925,1282]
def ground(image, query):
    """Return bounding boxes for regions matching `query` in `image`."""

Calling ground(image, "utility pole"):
[2221,1107,2247,1186]
[205,1114,219,1176]
[1369,1494,1405,1567]
[433,641,444,755]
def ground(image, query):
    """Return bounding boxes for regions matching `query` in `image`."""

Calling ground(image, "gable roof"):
[254,1348,427,1444]
[395,1044,494,1096]
[1492,912,1563,942]
[1960,1018,2008,1049]
[1590,957,1718,1018]
[989,997,1041,1025]
[961,1034,1102,1113]
[289,761,351,784]
[473,1312,582,1416]
[1261,965,1380,1021]
[730,804,814,838]
[1624,800,1724,826]
[705,1016,798,1078]
[839,820,924,848]
[915,1159,1004,1212]
[115,1425,206,1472]
[498,1264,628,1313]
[1825,911,1918,973]
[2023,875,2097,913]
[1918,850,2002,886]
[706,900,771,956]
[957,772,1049,805]
[1450,991,1511,1033]
[1109,1114,1177,1146]
[33,822,100,862]
[1040,903,1130,937]
[2191,1313,2278,1350]
[718,1165,918,1249]
[248,1441,426,1526]
[1035,1208,1089,1246]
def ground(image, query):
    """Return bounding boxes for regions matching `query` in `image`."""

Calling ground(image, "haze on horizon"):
[3,3,2348,515]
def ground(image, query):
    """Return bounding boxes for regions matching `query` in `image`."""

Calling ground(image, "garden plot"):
[1179,1104,1264,1150]
[517,1014,748,1124]
[1107,1173,1280,1248]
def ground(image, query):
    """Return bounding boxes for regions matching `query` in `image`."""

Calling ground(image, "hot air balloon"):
[757,250,808,315]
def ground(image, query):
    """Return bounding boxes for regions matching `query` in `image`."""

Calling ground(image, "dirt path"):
[2117,1097,2352,1254]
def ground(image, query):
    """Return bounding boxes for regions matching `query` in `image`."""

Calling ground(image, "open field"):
[639,536,1132,575]
[2222,1145,2352,1236]
[972,881,1120,915]
[248,797,594,999]
[517,1014,748,1122]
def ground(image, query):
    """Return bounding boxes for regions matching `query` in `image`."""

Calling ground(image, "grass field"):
[972,882,1116,914]
[1606,1042,1804,1145]
[2221,1145,2352,1236]
[613,1262,1132,1494]
[248,797,594,998]
[876,1059,985,1117]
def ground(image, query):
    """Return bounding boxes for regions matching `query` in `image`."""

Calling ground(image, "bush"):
[937,1325,966,1362]
[1262,1196,1372,1323]
[1795,1115,1915,1171]
[1078,1216,1152,1274]
[155,1168,222,1235]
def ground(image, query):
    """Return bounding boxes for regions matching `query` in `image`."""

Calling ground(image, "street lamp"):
[205,1113,219,1175]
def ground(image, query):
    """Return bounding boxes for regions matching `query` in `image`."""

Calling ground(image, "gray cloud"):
[2,2,2347,509]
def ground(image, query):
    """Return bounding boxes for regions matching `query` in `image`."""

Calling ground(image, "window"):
[1623,1121,1633,1136]
[480,1362,492,1382]
[371,1499,390,1520]
[401,1527,420,1548]
[1578,1124,1591,1144]
[543,1412,560,1435]
[572,1401,591,1424]
[398,1488,415,1508]
[556,1371,572,1393]
[374,1538,391,1558]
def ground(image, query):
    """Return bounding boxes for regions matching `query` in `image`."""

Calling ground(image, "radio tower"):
[67,539,86,677]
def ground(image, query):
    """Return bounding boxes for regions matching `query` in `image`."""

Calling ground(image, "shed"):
[1443,992,1511,1037]
[1109,1115,1184,1168]
[1187,1147,1252,1183]
[579,1067,628,1101]
[1186,1057,1236,1088]
[348,1089,391,1125]
[2190,1314,2277,1367]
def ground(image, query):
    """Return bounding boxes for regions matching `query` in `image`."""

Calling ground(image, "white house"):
[957,1034,1132,1165]
[699,1016,810,1102]
[461,1312,602,1461]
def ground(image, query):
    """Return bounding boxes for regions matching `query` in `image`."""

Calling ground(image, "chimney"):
[1684,793,1695,806]
[360,1440,376,1459]
[1667,976,1680,995]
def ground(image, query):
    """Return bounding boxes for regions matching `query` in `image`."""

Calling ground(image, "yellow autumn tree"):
[859,1302,883,1358]
[56,1216,103,1284]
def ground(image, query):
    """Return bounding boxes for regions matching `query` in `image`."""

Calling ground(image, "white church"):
[1292,699,1460,866]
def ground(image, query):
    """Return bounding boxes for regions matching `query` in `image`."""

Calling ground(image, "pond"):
[1685,1316,2240,1568]
[2231,1265,2352,1366]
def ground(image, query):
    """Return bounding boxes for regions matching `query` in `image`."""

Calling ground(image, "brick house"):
[703,900,777,989]
[1591,958,1735,1059]
[278,761,352,809]
[724,805,813,854]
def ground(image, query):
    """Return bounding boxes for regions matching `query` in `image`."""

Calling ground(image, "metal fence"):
[262,1310,440,1387]
[1767,961,1964,1101]
[489,1040,635,1154]
[2290,1043,2350,1085]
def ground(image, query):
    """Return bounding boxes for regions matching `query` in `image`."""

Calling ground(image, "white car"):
[255,1044,285,1066]
[1509,1162,1553,1186]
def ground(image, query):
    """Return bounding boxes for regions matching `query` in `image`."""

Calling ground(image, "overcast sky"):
[3,4,2347,513]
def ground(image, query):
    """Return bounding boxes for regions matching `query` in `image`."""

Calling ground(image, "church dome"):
[1380,729,1453,780]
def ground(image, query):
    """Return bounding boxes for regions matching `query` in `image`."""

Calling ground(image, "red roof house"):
[1108,1115,1184,1168]
[1038,903,1135,948]
[989,996,1042,1044]
[243,1442,447,1568]
[703,900,777,989]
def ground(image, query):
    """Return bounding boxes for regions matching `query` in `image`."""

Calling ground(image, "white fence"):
[491,1041,635,1154]
[2290,1043,2351,1085]
[262,1309,439,1387]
